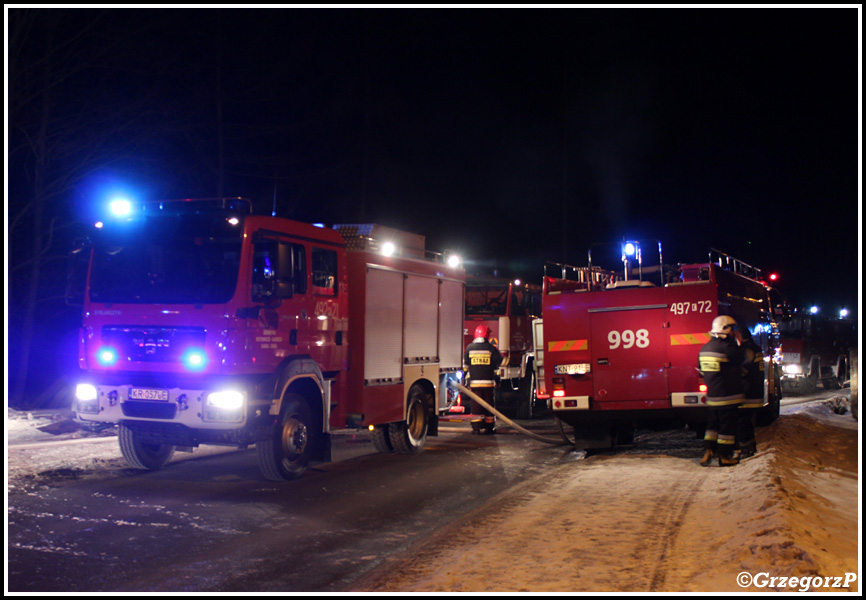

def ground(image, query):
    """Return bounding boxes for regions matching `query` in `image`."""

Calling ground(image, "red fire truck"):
[73,199,465,480]
[776,306,855,394]
[460,277,542,418]
[539,241,781,449]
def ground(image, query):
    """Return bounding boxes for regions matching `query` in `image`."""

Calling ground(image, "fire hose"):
[448,380,576,447]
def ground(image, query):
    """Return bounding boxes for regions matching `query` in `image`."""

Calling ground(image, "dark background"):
[7,8,860,407]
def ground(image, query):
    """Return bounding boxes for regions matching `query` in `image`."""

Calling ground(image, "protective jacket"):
[698,335,746,406]
[740,338,765,409]
[463,338,503,388]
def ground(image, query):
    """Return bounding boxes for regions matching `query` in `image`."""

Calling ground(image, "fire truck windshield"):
[89,213,243,304]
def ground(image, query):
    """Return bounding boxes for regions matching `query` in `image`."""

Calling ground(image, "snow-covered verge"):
[353,398,860,593]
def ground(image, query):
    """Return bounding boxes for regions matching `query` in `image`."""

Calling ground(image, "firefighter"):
[698,315,746,466]
[463,325,503,435]
[736,327,764,459]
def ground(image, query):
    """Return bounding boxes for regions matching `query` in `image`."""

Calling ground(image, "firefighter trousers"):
[469,386,496,432]
[704,404,740,458]
[736,407,758,455]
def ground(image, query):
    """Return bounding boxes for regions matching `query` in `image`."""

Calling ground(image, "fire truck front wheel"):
[388,386,429,454]
[258,394,315,481]
[118,423,176,470]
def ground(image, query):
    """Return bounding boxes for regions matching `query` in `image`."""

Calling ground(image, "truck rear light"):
[553,390,566,397]
[699,384,708,393]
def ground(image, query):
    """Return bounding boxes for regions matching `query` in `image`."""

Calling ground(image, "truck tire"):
[119,423,176,470]
[388,386,428,454]
[516,370,535,419]
[258,393,315,481]
[370,424,394,453]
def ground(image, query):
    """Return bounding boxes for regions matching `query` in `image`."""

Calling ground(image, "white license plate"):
[130,388,169,401]
[554,363,591,375]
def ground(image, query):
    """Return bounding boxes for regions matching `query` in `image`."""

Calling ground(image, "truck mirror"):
[65,238,92,306]
[277,242,295,298]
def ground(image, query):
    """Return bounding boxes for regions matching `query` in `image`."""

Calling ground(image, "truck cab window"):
[312,247,338,296]
[252,239,306,302]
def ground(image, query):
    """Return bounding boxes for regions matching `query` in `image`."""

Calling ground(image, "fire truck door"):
[589,305,669,403]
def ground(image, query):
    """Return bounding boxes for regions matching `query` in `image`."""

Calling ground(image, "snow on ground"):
[354,396,861,593]
[6,395,862,593]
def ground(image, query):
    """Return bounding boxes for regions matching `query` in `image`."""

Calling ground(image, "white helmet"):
[710,315,738,338]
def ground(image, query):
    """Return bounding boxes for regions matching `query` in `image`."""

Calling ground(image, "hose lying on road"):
[448,381,575,446]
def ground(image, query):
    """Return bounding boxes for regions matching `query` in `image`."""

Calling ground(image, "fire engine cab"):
[73,199,465,480]
[462,277,542,418]
[539,241,781,449]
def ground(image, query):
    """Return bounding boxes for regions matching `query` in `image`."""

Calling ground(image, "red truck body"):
[461,278,542,417]
[74,201,465,479]
[539,245,780,448]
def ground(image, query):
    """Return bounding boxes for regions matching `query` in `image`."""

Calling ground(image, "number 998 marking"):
[608,329,650,349]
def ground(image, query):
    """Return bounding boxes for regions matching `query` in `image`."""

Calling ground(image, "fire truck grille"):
[102,326,207,363]
[122,401,178,420]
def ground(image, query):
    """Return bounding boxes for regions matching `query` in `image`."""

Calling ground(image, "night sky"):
[8,7,861,317]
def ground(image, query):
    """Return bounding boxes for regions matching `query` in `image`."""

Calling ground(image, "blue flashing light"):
[97,347,119,366]
[109,198,132,216]
[624,242,637,256]
[182,349,208,371]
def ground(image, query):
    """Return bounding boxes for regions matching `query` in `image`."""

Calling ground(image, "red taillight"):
[553,390,566,397]
[699,384,708,393]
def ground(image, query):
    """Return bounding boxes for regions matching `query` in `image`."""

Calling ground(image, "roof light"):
[109,198,132,216]
[381,242,396,257]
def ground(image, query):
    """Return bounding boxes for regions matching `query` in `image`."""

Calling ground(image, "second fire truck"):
[538,241,781,449]
[462,276,542,418]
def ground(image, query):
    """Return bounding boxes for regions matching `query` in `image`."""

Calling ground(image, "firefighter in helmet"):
[736,326,764,459]
[698,315,746,466]
[463,324,503,434]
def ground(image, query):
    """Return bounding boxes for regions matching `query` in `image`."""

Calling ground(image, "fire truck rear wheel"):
[370,424,394,453]
[258,394,315,481]
[118,423,176,470]
[388,386,428,454]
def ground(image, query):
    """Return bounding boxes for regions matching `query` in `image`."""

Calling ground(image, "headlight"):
[76,383,98,401]
[783,364,802,375]
[206,390,244,410]
[75,384,100,414]
[204,390,245,422]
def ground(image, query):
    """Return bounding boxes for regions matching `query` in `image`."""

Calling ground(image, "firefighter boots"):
[699,450,716,467]
[718,455,740,467]
[737,440,757,459]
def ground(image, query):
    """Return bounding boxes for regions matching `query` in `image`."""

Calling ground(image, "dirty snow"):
[5,395,862,593]
[354,396,861,593]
